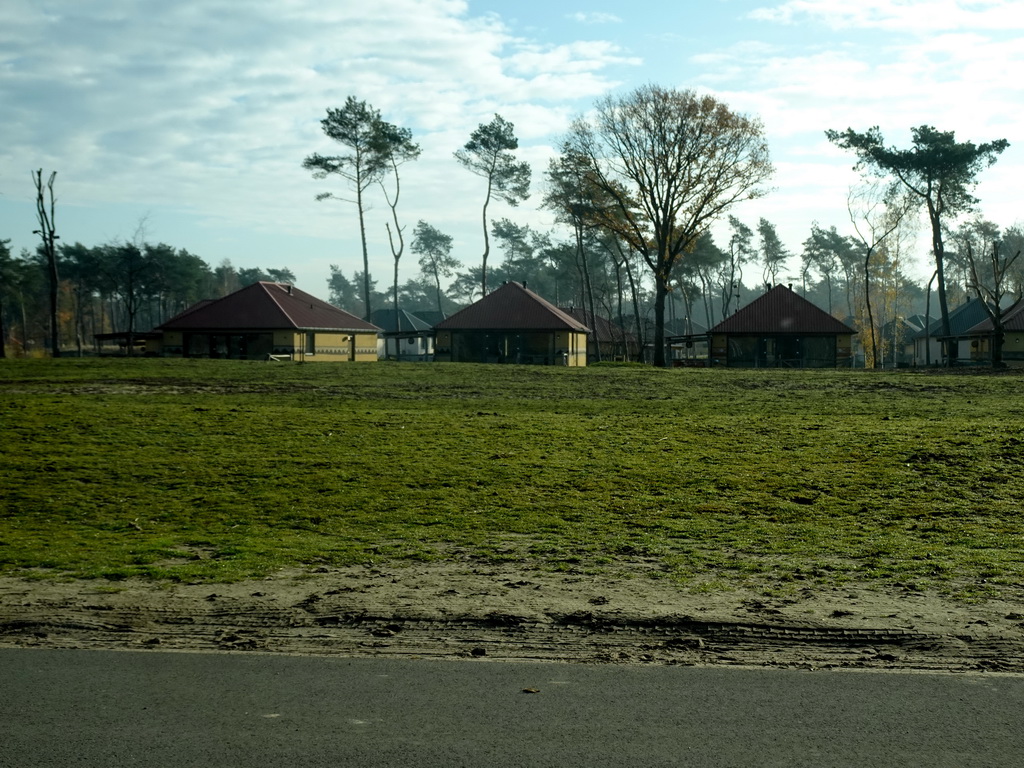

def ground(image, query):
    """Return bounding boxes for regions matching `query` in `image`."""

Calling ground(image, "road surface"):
[2,648,1022,767]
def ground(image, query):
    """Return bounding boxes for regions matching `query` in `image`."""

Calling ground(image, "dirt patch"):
[2,563,1023,671]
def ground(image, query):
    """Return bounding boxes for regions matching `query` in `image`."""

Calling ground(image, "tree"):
[304,97,398,319]
[237,267,270,287]
[677,231,726,326]
[327,265,360,311]
[32,169,60,356]
[411,221,460,315]
[802,224,841,314]
[566,85,773,366]
[968,241,1021,367]
[58,241,103,355]
[377,121,421,329]
[543,149,610,358]
[826,125,1008,366]
[1002,224,1024,296]
[1,248,42,354]
[757,218,789,288]
[953,221,1023,368]
[720,217,756,321]
[846,183,915,368]
[0,239,12,358]
[266,268,296,284]
[210,259,239,297]
[454,114,531,297]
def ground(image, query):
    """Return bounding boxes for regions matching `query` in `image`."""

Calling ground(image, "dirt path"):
[3,563,1023,672]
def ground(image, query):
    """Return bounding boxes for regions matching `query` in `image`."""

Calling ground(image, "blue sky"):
[2,0,1021,295]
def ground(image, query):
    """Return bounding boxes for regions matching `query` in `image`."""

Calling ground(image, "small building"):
[153,281,381,361]
[706,284,856,368]
[912,298,991,366]
[961,298,1024,366]
[434,281,590,365]
[368,308,434,361]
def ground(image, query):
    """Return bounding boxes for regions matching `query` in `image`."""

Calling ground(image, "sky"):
[2,0,1022,298]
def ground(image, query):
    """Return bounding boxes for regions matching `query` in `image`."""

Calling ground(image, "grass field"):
[2,358,1023,597]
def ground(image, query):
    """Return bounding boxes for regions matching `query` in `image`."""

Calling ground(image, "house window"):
[306,333,315,354]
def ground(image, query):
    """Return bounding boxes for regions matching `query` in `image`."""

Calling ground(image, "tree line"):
[308,87,1017,366]
[0,231,295,357]
[5,85,1017,364]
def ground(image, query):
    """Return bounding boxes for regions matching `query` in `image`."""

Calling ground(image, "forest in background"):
[5,89,1022,366]
[3,211,1020,364]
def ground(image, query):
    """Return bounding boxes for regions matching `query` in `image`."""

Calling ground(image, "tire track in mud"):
[3,598,1022,673]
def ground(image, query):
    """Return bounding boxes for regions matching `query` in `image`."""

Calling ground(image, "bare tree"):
[377,122,421,329]
[966,239,1022,368]
[566,85,773,366]
[846,183,915,368]
[32,169,60,357]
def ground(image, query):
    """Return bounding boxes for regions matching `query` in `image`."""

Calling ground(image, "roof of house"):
[560,307,637,344]
[412,310,449,327]
[368,308,433,334]
[914,298,992,339]
[158,282,381,333]
[962,298,1024,335]
[435,281,590,332]
[709,284,856,335]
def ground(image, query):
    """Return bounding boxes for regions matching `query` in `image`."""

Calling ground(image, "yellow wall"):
[299,331,379,361]
[974,334,1024,366]
[433,329,586,365]
[351,332,378,361]
[554,331,587,367]
[836,336,853,366]
[160,329,379,361]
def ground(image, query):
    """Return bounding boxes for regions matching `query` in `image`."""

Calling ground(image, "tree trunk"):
[653,276,669,368]
[357,184,372,320]
[577,224,599,363]
[864,247,878,369]
[480,178,492,297]
[926,201,953,367]
[0,293,6,358]
[623,254,644,362]
[612,259,627,359]
[393,254,400,360]
[433,270,444,316]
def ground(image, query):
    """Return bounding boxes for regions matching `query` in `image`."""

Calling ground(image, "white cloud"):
[748,0,1024,31]
[567,12,623,25]
[0,0,633,286]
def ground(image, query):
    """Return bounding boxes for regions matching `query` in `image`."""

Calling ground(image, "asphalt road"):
[2,648,1022,767]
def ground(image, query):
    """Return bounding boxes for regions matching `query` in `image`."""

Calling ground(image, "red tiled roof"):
[709,285,856,335]
[436,282,590,332]
[158,282,380,332]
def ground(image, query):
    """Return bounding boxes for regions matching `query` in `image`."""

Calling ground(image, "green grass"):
[2,357,1023,596]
